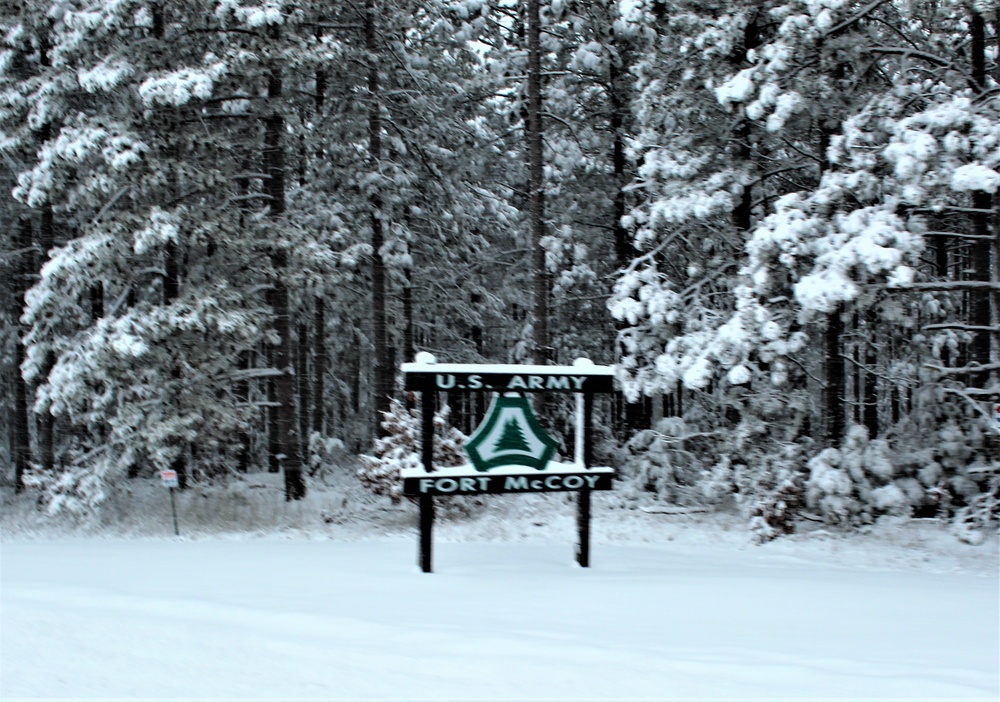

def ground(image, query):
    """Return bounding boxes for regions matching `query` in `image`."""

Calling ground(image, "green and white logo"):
[465,395,559,472]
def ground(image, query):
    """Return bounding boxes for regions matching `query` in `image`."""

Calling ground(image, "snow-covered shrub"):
[952,470,1000,545]
[619,417,707,504]
[885,383,995,523]
[358,397,468,504]
[805,426,908,526]
[748,475,804,544]
[307,432,347,481]
[22,451,121,517]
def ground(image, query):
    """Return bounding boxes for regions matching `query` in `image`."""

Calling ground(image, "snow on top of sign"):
[401,356,614,376]
[400,462,614,479]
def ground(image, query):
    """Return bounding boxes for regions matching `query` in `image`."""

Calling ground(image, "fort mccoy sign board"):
[404,465,615,497]
[400,355,616,572]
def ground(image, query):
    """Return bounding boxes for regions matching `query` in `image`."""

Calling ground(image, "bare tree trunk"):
[237,350,252,473]
[366,0,393,437]
[297,320,311,443]
[32,13,54,472]
[264,50,306,500]
[267,366,280,473]
[817,116,846,445]
[235,161,254,472]
[825,305,846,444]
[609,52,633,269]
[163,237,189,488]
[312,296,326,434]
[403,269,414,364]
[852,313,862,425]
[527,0,549,365]
[35,200,55,474]
[863,314,879,438]
[968,11,994,386]
[13,218,33,491]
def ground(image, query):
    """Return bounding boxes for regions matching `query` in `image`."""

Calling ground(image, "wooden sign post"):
[400,354,615,573]
[160,469,180,536]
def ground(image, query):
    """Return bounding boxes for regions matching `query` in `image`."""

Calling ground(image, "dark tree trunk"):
[267,371,280,473]
[890,383,900,426]
[35,201,55,475]
[90,283,104,320]
[312,296,326,434]
[164,232,189,488]
[818,117,847,445]
[297,321,311,443]
[264,52,306,500]
[13,218,33,491]
[863,312,879,438]
[609,33,648,428]
[403,269,414,364]
[968,11,993,383]
[933,233,951,369]
[853,313,862,425]
[527,0,549,365]
[366,1,393,438]
[401,269,415,412]
[237,351,252,473]
[608,53,633,269]
[825,305,846,444]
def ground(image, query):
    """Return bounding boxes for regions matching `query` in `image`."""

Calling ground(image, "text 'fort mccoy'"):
[402,471,614,496]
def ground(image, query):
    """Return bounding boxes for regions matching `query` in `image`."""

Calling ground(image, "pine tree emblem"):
[495,419,530,453]
[465,395,559,472]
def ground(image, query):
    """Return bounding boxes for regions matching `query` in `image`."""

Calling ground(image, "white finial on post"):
[414,351,437,365]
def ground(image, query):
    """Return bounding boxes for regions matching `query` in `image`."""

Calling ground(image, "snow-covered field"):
[2,472,998,700]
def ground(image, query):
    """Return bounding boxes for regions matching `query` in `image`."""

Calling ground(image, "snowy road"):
[2,537,997,699]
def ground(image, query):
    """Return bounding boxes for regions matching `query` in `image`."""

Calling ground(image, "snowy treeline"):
[1,1,997,539]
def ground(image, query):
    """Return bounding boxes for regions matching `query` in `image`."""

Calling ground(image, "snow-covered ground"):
[2,471,997,700]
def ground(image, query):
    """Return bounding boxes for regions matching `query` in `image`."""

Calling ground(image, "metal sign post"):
[401,354,615,573]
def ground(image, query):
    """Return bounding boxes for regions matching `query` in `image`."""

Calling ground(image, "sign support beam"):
[169,487,179,537]
[576,391,594,567]
[419,388,436,573]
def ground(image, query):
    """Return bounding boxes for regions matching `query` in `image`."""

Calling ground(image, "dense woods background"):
[1,0,997,539]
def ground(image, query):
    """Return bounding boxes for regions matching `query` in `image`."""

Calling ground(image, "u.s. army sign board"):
[402,363,614,394]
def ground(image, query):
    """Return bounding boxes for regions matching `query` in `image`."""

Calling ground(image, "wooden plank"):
[402,470,613,496]
[404,370,613,394]
[419,495,434,573]
[576,488,591,568]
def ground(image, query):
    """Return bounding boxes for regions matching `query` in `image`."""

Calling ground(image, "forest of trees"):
[1,1,997,538]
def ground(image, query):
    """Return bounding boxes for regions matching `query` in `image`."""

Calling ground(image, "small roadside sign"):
[160,469,181,536]
[993,403,1000,432]
[160,469,179,488]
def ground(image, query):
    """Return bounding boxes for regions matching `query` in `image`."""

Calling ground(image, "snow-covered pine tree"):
[358,396,468,503]
[8,0,350,511]
[306,0,525,442]
[611,1,806,510]
[613,0,998,531]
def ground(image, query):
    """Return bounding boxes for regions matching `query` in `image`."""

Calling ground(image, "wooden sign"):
[402,354,615,573]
